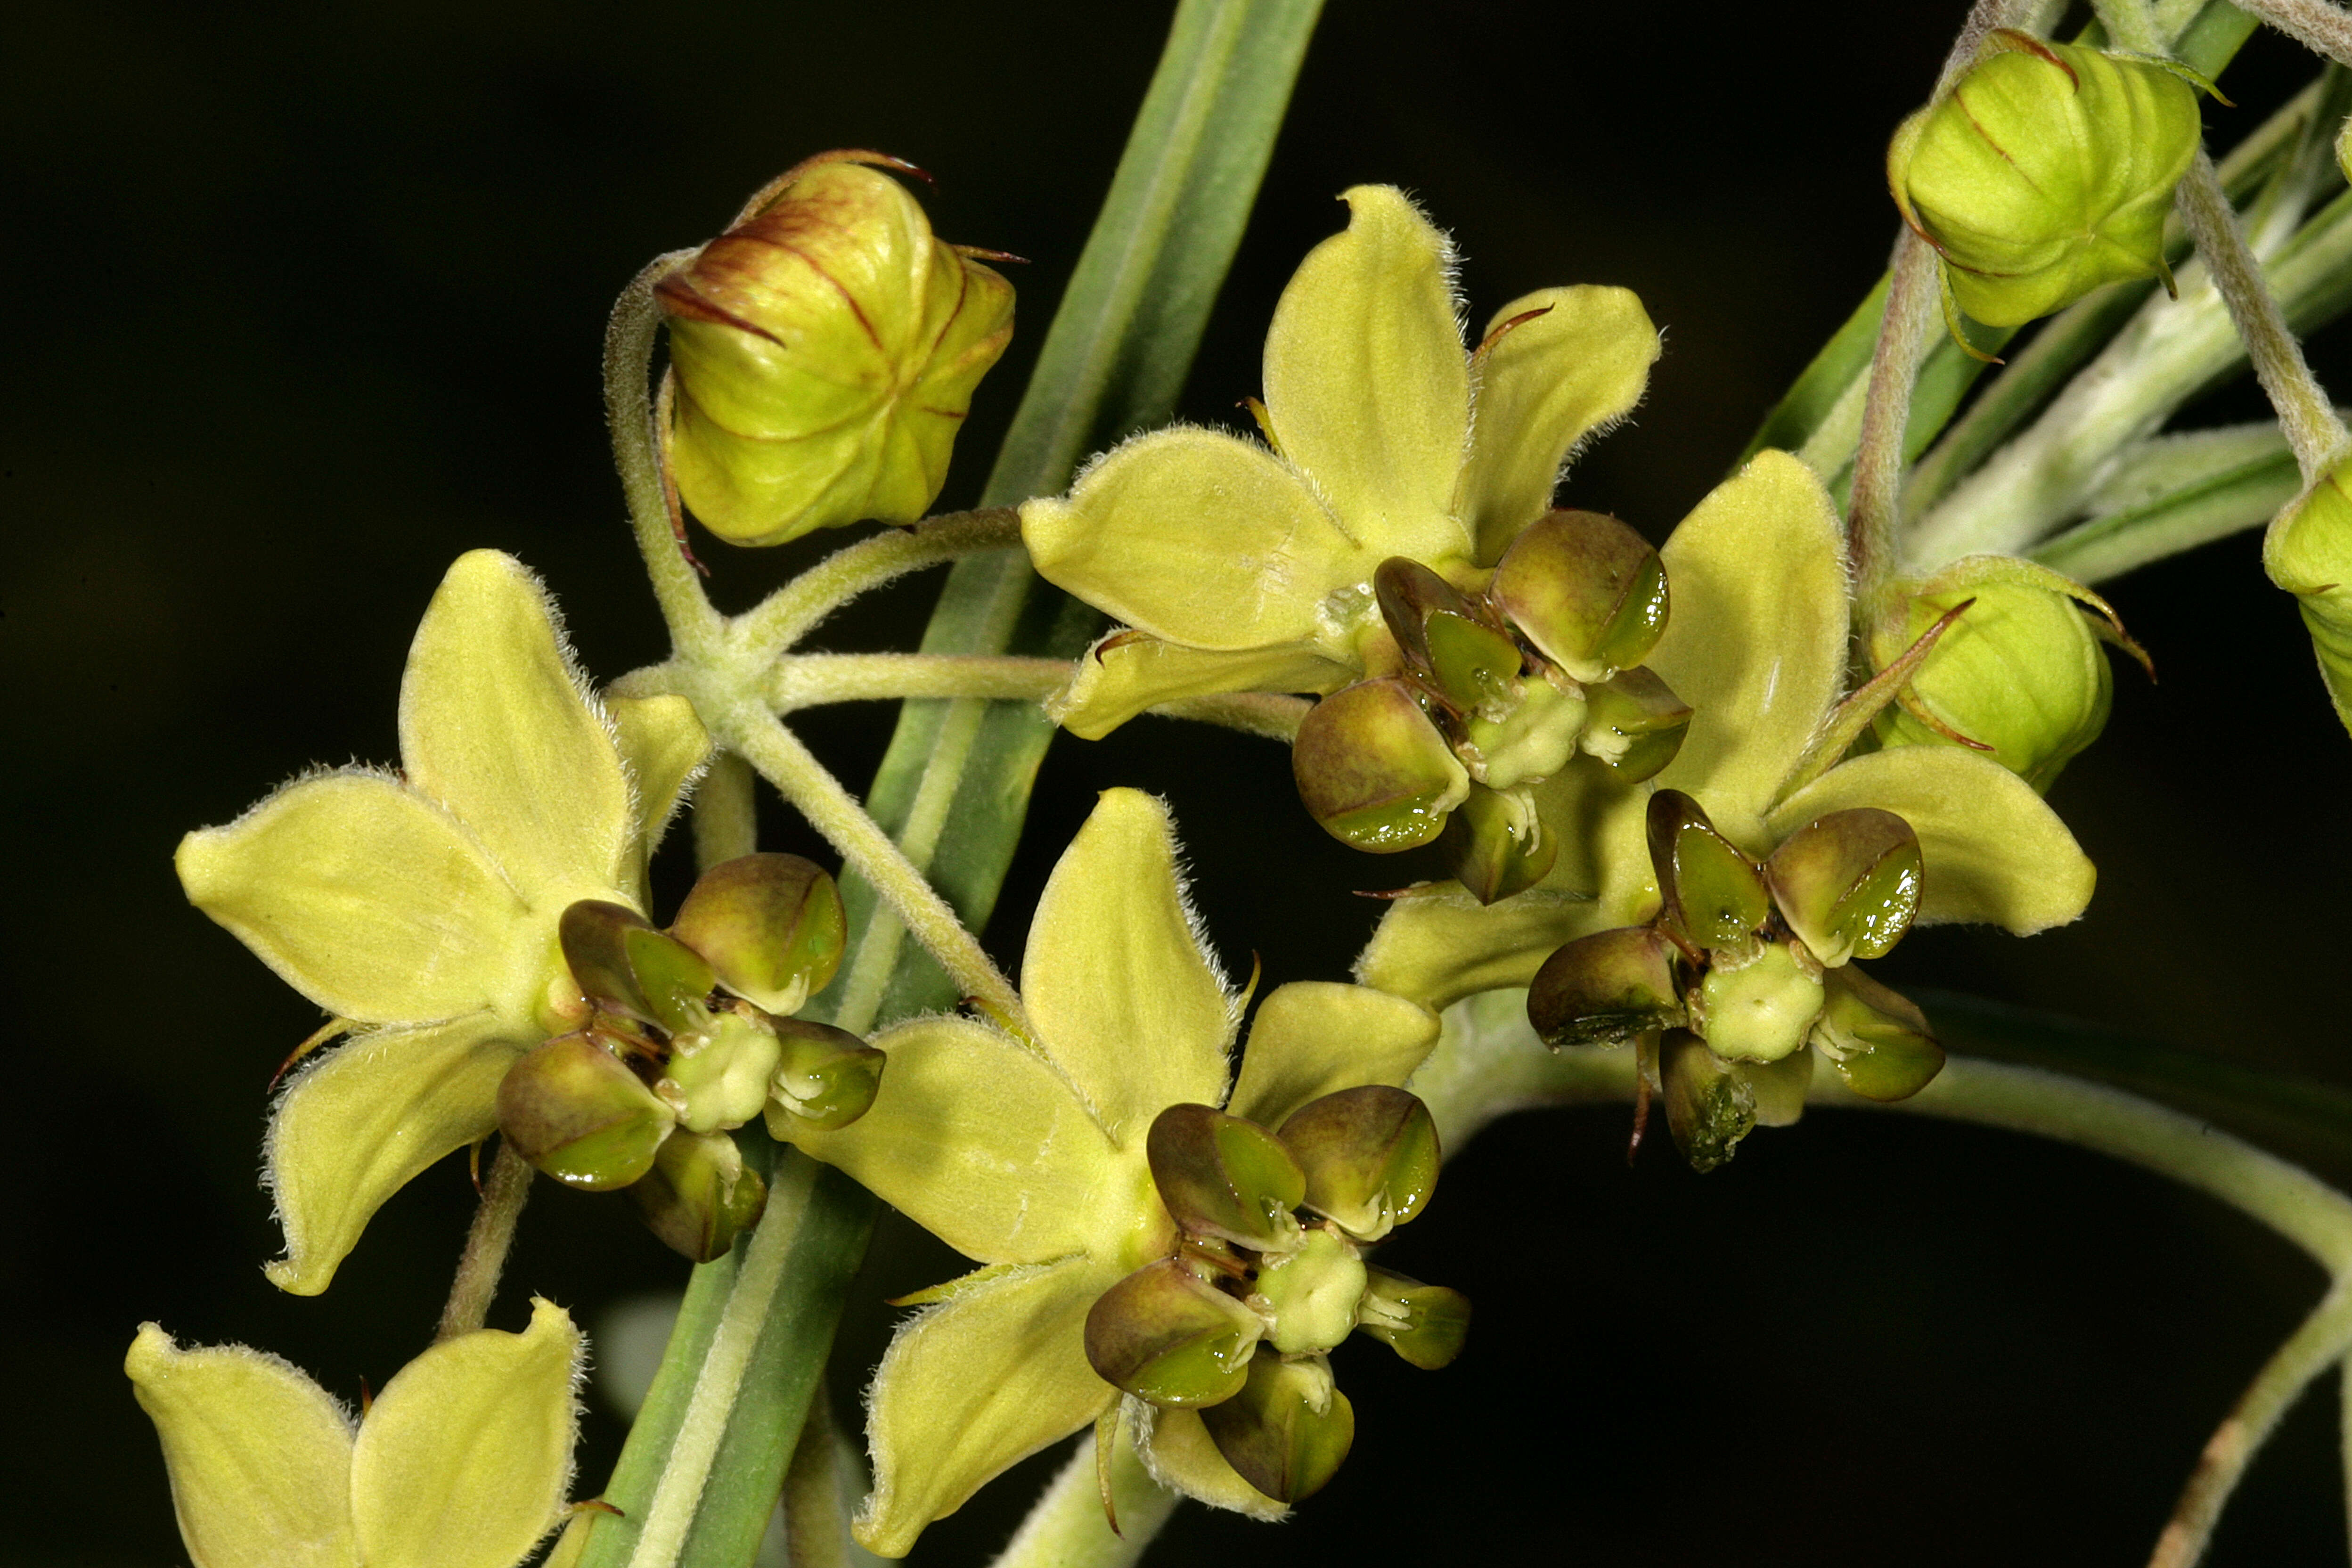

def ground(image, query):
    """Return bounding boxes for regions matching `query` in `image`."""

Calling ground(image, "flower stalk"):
[435,1140,535,1341]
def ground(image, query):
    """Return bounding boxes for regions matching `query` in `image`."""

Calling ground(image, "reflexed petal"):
[855,1257,1120,1558]
[1227,982,1439,1129]
[1022,789,1237,1142]
[1140,1406,1286,1521]
[1263,186,1472,565]
[1354,886,1609,1013]
[265,1013,526,1296]
[1765,748,2095,934]
[1648,452,1850,852]
[176,770,526,1024]
[1457,286,1662,563]
[608,693,710,886]
[352,1298,581,1568]
[1022,429,1369,654]
[125,1326,358,1568]
[399,551,633,898]
[1049,635,1355,741]
[786,1017,1124,1265]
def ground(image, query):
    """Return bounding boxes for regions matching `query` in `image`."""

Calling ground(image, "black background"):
[10,1,2352,1563]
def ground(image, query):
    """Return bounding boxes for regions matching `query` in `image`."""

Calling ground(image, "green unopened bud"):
[1693,940,1825,1064]
[768,1017,886,1131]
[496,1033,675,1191]
[1764,808,1923,967]
[657,151,1016,546]
[1526,925,1684,1048]
[1255,1229,1370,1355]
[1812,967,1946,1102]
[1440,783,1557,906]
[1461,676,1587,791]
[1291,679,1470,852]
[1579,666,1691,781]
[1489,509,1669,683]
[1200,1351,1355,1504]
[2266,459,2352,735]
[1147,1104,1307,1252]
[1374,557,1520,716]
[1354,1268,1471,1370]
[1888,35,2201,327]
[632,1129,768,1262]
[1659,1030,1754,1173]
[1871,584,2112,791]
[559,900,715,1035]
[1647,790,1769,953]
[669,853,845,1015]
[1276,1086,1440,1242]
[1083,1258,1263,1407]
[661,1005,783,1135]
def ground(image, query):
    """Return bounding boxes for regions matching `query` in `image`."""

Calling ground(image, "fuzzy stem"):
[725,703,1025,1031]
[729,510,1024,662]
[2094,0,2164,53]
[988,1429,1177,1568]
[434,1140,534,1341]
[2231,0,2352,65]
[767,653,1072,712]
[780,1395,856,1568]
[605,253,722,655]
[691,750,758,870]
[2176,146,2352,480]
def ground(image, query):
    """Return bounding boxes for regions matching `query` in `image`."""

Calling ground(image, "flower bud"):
[661,1005,783,1135]
[632,1129,768,1262]
[496,1033,675,1191]
[657,152,1016,547]
[1199,1351,1355,1504]
[1291,679,1470,852]
[1275,1086,1440,1242]
[1489,510,1669,684]
[768,1017,886,1131]
[1579,666,1692,781]
[1888,35,2202,327]
[1525,925,1685,1048]
[1659,1030,1755,1174]
[1147,1104,1307,1252]
[2266,458,2352,734]
[669,854,845,1016]
[1870,583,2112,791]
[559,900,714,1035]
[1693,940,1825,1064]
[1083,1258,1263,1408]
[1440,783,1557,906]
[1764,808,1922,967]
[1354,1268,1471,1371]
[1647,790,1770,953]
[1811,967,1945,1102]
[1255,1229,1370,1355]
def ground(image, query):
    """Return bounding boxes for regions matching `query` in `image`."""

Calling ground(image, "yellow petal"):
[352,1298,582,1568]
[265,1013,525,1296]
[1049,634,1354,741]
[176,770,527,1024]
[1263,186,1472,564]
[1648,452,1851,852]
[1021,789,1236,1143]
[125,1325,359,1568]
[399,551,633,899]
[1457,286,1661,564]
[607,693,711,889]
[1226,982,1440,1128]
[1139,1406,1285,1521]
[1022,429,1369,654]
[1764,747,2095,934]
[785,1016,1126,1265]
[854,1257,1119,1558]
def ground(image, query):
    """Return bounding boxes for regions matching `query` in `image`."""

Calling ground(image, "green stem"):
[988,1427,1176,1568]
[606,253,721,655]
[767,653,1070,712]
[433,1140,534,1341]
[692,751,758,871]
[728,510,1023,664]
[2233,0,2352,65]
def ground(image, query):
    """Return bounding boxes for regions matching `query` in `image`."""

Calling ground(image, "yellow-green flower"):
[1020,184,1660,738]
[780,788,1442,1554]
[1357,450,2097,1011]
[174,551,709,1293]
[127,1297,583,1568]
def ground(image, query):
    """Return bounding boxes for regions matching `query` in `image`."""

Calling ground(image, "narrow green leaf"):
[2032,441,2301,582]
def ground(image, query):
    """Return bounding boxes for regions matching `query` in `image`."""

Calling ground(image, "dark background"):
[10,1,2352,1563]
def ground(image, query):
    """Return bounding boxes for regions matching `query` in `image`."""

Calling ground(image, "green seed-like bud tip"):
[1526,926,1684,1048]
[1200,1351,1355,1504]
[496,1033,675,1191]
[1291,679,1470,852]
[1764,808,1923,966]
[632,1129,768,1262]
[1490,509,1669,684]
[670,853,847,1015]
[1083,1258,1263,1408]
[1275,1086,1440,1242]
[1355,1267,1471,1370]
[1147,1104,1307,1252]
